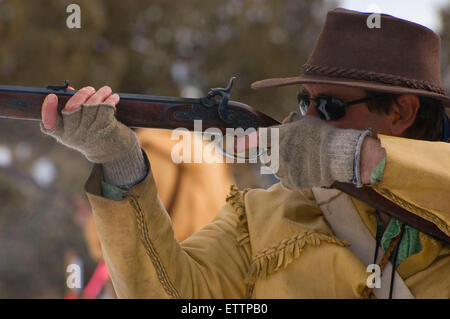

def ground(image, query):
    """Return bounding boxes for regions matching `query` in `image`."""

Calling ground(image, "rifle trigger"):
[46,80,70,91]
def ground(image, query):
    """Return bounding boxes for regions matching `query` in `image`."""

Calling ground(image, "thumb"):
[41,94,59,130]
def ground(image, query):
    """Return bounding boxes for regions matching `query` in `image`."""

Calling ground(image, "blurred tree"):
[0,0,336,297]
[0,0,337,117]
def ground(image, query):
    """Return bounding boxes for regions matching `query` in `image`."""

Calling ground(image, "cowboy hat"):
[251,8,450,107]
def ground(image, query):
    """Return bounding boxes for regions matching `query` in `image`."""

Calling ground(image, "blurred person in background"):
[39,8,450,299]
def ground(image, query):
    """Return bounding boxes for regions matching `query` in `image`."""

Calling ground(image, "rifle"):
[0,78,277,132]
[1,78,449,244]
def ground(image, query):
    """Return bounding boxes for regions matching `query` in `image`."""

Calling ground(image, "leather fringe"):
[225,185,350,298]
[245,231,349,289]
[226,185,250,246]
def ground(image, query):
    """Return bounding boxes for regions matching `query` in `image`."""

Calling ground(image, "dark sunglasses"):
[297,92,385,121]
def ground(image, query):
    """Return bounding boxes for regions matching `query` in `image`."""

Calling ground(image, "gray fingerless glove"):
[274,114,371,189]
[40,103,148,187]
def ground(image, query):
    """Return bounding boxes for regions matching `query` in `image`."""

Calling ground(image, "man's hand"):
[273,114,381,189]
[40,85,140,164]
[40,85,148,187]
[41,86,119,130]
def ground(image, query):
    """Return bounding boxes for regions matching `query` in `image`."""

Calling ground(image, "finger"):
[41,94,59,130]
[103,93,120,107]
[68,86,76,90]
[282,116,291,124]
[282,111,301,124]
[64,86,96,111]
[76,93,119,130]
[85,86,112,105]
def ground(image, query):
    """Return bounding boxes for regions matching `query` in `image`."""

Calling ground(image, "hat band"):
[301,64,445,95]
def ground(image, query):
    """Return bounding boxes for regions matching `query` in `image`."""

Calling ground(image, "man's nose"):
[305,102,321,118]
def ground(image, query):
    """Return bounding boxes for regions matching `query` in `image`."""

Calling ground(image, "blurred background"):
[0,0,449,298]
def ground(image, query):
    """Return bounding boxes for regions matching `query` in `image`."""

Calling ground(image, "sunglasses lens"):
[316,98,346,121]
[298,96,310,116]
[297,94,347,121]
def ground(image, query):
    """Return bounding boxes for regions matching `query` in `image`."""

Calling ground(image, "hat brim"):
[251,74,450,108]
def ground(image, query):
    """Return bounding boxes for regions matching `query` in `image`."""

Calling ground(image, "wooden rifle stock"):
[0,80,448,244]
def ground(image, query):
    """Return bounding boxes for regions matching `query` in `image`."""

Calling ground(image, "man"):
[40,8,450,298]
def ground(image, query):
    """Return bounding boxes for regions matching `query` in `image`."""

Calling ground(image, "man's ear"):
[389,94,420,136]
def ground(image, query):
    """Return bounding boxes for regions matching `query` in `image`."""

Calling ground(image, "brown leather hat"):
[251,8,450,107]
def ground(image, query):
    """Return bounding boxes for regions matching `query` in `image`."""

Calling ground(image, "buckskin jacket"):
[84,134,450,299]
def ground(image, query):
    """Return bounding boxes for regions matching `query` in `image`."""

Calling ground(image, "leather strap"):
[312,187,414,299]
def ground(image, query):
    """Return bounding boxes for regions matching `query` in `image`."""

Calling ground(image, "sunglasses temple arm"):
[347,95,385,106]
